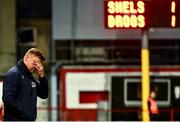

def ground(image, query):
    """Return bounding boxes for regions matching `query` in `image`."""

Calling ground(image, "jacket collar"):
[17,59,32,76]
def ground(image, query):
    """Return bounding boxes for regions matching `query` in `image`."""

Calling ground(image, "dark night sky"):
[17,0,51,18]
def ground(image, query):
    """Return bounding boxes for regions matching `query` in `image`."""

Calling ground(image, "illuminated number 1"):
[171,1,176,27]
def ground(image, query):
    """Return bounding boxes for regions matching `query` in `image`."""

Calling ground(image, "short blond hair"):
[24,48,45,61]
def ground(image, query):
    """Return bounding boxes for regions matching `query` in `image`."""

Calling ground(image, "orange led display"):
[108,15,145,28]
[105,0,146,29]
[104,0,180,29]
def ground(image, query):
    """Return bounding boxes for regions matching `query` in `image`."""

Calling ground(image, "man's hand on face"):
[33,58,45,78]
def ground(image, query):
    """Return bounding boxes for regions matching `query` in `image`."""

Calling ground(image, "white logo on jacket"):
[31,81,36,88]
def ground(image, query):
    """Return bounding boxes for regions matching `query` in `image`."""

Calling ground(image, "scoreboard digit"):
[171,0,176,27]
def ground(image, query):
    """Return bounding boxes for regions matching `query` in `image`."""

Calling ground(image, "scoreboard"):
[104,0,180,29]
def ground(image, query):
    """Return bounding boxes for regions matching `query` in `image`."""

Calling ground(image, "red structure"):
[59,66,180,121]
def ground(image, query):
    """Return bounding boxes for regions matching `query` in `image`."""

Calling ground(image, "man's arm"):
[3,70,27,117]
[34,59,48,99]
[37,76,48,99]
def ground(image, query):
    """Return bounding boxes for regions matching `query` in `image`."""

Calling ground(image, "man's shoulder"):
[5,66,20,77]
[7,66,18,73]
[3,66,22,83]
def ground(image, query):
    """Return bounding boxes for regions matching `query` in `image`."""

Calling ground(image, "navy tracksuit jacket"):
[2,60,48,121]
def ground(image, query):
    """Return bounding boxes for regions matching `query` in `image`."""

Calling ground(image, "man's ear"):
[24,55,29,61]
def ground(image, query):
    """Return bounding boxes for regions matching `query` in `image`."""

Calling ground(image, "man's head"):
[150,91,156,99]
[23,48,45,73]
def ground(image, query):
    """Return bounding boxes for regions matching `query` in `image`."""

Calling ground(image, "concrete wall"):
[19,19,51,61]
[0,0,16,73]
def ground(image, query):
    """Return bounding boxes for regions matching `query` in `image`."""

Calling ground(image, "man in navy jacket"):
[2,48,48,121]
